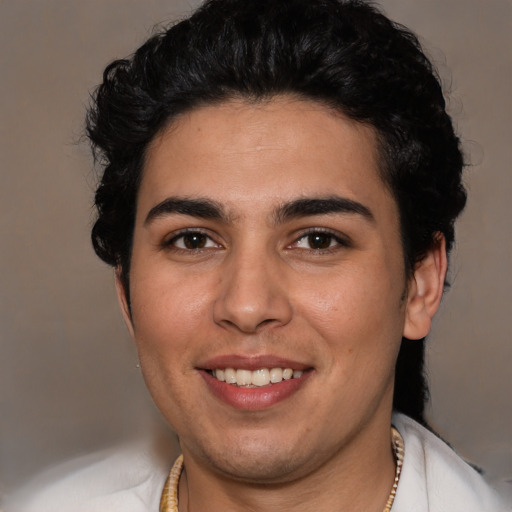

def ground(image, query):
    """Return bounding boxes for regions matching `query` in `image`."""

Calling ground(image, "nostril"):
[256,318,279,329]
[220,317,278,334]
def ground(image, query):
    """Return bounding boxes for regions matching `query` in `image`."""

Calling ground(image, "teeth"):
[224,368,237,384]
[269,367,283,383]
[251,368,270,386]
[211,367,304,387]
[236,369,252,386]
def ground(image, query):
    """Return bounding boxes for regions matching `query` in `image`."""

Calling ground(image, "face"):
[123,97,416,483]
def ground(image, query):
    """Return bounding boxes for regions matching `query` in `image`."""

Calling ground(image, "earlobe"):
[403,235,448,340]
[115,268,135,339]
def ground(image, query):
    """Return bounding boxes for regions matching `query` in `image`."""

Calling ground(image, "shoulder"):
[4,436,178,512]
[392,413,510,512]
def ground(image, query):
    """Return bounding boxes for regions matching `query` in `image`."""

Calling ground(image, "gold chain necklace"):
[160,427,404,512]
[383,427,404,512]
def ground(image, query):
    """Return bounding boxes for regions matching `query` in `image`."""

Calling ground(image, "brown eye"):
[182,233,208,249]
[291,230,349,252]
[169,231,220,250]
[307,233,333,249]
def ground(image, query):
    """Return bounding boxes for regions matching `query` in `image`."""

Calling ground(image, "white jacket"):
[391,413,509,511]
[5,413,509,511]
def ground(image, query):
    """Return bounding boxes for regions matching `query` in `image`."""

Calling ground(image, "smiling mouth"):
[207,367,305,387]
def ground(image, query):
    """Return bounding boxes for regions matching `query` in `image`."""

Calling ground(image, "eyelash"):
[162,228,351,254]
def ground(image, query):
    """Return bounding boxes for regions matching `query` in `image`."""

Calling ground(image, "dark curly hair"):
[87,0,466,425]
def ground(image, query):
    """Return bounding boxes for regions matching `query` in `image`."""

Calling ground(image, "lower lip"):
[200,370,312,411]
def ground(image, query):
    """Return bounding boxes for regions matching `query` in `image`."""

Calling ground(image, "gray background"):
[1,0,511,496]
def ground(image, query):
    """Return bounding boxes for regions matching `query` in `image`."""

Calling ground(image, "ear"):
[403,234,448,340]
[115,268,135,339]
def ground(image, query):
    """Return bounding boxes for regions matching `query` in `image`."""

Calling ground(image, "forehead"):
[139,97,393,221]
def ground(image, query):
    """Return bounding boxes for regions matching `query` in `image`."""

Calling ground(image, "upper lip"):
[197,354,311,371]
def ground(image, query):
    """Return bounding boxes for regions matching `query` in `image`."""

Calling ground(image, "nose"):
[213,248,293,334]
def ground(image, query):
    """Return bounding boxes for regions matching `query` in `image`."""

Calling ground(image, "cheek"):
[293,262,405,389]
[130,269,214,358]
[128,270,216,421]
[299,269,404,402]
[298,265,404,336]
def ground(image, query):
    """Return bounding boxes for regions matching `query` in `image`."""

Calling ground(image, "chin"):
[187,432,323,484]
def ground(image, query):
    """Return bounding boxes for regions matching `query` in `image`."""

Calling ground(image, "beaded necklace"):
[160,427,404,512]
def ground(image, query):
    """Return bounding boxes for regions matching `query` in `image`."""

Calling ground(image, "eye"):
[292,231,349,251]
[166,231,221,251]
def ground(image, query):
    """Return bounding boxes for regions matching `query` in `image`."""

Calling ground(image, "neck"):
[178,415,396,512]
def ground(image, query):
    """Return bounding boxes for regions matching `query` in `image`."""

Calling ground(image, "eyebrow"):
[272,196,374,224]
[144,197,227,225]
[144,195,374,226]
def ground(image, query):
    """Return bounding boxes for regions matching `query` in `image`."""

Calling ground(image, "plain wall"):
[1,0,511,496]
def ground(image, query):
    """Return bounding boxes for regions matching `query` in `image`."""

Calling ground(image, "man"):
[7,0,508,510]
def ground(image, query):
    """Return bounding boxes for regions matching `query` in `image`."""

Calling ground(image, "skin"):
[118,97,447,511]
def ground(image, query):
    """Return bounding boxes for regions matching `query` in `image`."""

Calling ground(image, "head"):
[88,0,465,431]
